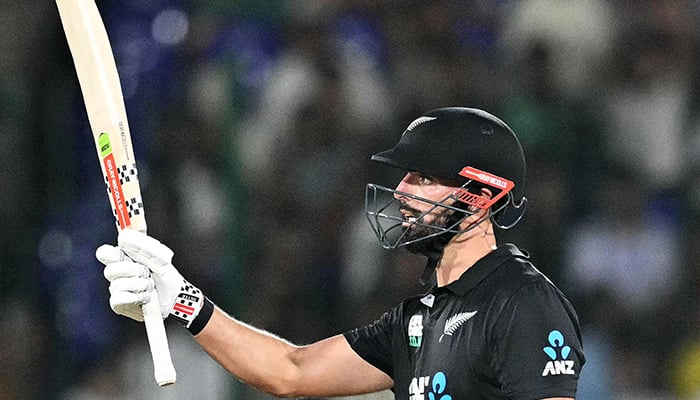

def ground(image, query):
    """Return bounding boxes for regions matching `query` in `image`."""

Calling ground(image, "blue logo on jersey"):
[428,372,452,400]
[543,330,570,360]
[541,330,575,376]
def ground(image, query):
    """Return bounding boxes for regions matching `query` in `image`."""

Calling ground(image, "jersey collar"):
[439,243,528,297]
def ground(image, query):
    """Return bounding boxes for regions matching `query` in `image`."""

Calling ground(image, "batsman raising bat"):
[96,106,585,399]
[55,0,175,386]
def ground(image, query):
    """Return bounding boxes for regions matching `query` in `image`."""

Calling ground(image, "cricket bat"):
[56,0,177,386]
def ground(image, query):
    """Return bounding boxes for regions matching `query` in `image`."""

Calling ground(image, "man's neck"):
[435,223,497,287]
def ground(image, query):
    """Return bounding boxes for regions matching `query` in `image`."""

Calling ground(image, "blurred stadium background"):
[3,0,700,399]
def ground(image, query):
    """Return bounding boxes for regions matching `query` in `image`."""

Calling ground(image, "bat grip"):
[142,295,177,386]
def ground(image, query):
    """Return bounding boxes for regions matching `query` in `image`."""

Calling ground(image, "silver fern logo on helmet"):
[403,116,437,135]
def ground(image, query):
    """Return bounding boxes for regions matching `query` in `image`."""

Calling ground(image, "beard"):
[400,203,467,258]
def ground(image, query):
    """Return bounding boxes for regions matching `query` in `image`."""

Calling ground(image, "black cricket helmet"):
[365,107,527,250]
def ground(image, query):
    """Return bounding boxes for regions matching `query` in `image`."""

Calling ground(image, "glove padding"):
[96,230,206,328]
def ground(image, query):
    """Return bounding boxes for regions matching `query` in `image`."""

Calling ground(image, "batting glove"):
[96,230,214,335]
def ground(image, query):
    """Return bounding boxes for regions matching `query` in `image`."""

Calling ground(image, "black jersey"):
[344,244,585,400]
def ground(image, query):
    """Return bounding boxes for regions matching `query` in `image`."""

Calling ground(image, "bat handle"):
[142,294,177,386]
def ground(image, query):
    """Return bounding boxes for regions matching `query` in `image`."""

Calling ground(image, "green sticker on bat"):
[98,132,112,157]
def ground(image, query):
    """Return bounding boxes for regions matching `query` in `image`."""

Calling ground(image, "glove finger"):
[110,289,151,308]
[111,302,145,322]
[96,244,125,265]
[109,276,155,295]
[118,230,174,274]
[103,261,150,282]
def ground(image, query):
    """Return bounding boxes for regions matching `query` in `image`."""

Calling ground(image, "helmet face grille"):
[364,183,472,250]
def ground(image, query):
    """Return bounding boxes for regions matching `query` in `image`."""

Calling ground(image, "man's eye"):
[418,176,433,185]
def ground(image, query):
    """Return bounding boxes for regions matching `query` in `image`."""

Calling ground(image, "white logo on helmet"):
[403,116,437,136]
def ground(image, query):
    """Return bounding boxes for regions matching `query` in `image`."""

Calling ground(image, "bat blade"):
[56,0,176,386]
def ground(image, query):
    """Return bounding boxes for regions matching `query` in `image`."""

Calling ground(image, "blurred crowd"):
[3,0,700,399]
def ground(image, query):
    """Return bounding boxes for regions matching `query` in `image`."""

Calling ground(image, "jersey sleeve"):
[343,307,401,378]
[491,282,585,399]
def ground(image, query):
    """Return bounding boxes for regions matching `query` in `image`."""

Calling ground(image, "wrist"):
[168,280,205,328]
[186,297,214,335]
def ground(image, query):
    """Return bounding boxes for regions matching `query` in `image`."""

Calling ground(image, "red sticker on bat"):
[103,153,130,229]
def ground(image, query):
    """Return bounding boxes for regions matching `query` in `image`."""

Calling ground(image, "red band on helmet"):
[454,166,515,209]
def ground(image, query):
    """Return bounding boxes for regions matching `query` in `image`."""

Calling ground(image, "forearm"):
[193,306,304,397]
[192,304,392,398]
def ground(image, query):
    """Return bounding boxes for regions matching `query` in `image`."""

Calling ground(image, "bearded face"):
[399,202,467,256]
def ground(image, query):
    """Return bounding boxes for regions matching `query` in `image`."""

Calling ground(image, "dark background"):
[3,1,700,399]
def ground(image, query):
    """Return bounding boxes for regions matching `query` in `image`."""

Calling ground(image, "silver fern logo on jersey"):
[439,311,477,342]
[403,116,437,136]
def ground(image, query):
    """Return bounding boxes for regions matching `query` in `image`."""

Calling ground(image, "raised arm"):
[96,230,392,398]
[195,308,392,397]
